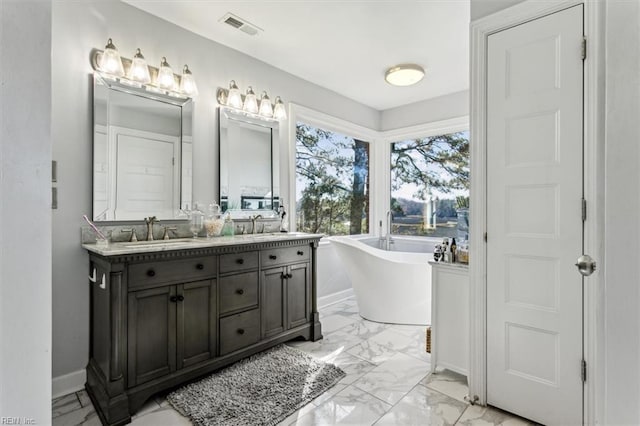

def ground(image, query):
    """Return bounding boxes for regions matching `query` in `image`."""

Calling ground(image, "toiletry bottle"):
[222,213,235,236]
[451,238,457,263]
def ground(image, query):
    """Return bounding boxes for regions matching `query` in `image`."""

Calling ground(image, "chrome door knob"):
[575,254,596,276]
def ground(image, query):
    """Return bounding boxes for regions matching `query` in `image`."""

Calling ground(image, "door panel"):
[127,286,176,387]
[287,263,310,329]
[261,267,286,338]
[486,5,583,425]
[177,280,216,369]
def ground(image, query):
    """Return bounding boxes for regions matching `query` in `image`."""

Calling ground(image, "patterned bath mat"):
[167,344,345,426]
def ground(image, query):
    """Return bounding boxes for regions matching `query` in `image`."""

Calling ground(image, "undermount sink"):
[122,239,197,249]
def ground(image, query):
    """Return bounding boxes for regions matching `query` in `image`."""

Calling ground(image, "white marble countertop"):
[83,232,324,256]
[428,260,470,270]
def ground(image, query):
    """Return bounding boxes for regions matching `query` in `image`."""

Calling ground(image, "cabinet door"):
[287,263,311,329]
[261,267,286,338]
[128,286,176,387]
[177,280,216,369]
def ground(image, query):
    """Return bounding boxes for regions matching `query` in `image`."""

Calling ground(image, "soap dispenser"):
[222,212,235,237]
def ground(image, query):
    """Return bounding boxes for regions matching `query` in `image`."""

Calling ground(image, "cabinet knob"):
[287,273,293,279]
[237,328,245,335]
[297,251,304,256]
[177,295,184,302]
[196,263,204,270]
[236,258,244,265]
[236,289,244,295]
[170,295,178,303]
[147,269,156,277]
[269,255,277,260]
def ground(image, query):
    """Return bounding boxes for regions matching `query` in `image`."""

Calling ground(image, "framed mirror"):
[218,107,279,216]
[93,73,193,221]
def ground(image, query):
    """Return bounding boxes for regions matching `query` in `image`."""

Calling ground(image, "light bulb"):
[99,38,124,77]
[156,57,176,91]
[273,96,287,120]
[227,80,243,109]
[243,86,258,113]
[127,48,151,84]
[179,64,198,96]
[259,91,273,118]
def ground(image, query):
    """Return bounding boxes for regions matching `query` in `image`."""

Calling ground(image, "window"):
[390,131,469,239]
[296,122,370,236]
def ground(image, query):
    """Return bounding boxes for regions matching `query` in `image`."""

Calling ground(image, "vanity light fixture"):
[156,57,176,90]
[258,91,273,118]
[127,48,151,84]
[227,80,243,109]
[180,65,199,97]
[384,63,425,86]
[217,81,287,121]
[273,96,287,120]
[98,38,125,77]
[91,39,198,98]
[243,86,259,114]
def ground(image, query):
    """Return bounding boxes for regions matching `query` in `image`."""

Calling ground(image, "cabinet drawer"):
[219,251,258,274]
[219,309,260,355]
[219,272,259,315]
[129,257,216,289]
[261,246,310,267]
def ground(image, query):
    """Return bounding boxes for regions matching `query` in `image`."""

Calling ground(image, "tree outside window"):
[390,131,469,239]
[295,123,369,236]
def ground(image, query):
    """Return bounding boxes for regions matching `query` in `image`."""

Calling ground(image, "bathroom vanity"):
[83,233,323,426]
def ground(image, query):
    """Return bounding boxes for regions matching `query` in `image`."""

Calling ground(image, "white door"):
[116,134,176,220]
[486,5,583,425]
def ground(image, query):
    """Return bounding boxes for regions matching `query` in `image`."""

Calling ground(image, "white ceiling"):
[123,0,470,111]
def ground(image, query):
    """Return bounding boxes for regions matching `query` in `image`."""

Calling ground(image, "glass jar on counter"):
[204,202,225,238]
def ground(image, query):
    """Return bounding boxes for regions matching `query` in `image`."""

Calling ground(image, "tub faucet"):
[144,216,159,241]
[250,214,263,234]
[385,211,394,251]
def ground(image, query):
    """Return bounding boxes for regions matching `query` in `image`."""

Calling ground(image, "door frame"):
[469,1,605,424]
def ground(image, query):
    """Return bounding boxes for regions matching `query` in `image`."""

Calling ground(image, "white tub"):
[328,235,437,325]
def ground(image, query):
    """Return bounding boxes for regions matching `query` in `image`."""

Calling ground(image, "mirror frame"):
[92,72,194,222]
[218,106,280,218]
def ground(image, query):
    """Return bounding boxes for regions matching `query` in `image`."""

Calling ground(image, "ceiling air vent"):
[220,13,262,36]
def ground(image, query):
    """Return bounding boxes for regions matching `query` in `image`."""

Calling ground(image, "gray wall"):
[470,0,527,21]
[380,90,469,131]
[51,0,380,379]
[604,2,640,423]
[0,0,52,421]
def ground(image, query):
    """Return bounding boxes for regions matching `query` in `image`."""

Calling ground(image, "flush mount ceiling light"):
[384,64,425,86]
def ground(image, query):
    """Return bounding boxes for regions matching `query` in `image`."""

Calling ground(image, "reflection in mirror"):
[93,74,193,221]
[218,107,279,217]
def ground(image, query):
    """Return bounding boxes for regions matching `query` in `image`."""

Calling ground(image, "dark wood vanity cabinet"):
[84,237,322,426]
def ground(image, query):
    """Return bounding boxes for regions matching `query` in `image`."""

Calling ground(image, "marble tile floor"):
[52,297,537,426]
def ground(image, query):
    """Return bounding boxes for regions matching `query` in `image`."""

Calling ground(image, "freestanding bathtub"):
[328,235,438,325]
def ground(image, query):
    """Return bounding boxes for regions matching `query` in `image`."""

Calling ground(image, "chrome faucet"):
[144,216,159,241]
[250,214,263,234]
[384,211,394,251]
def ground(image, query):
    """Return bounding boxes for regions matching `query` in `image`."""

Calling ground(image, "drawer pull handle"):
[236,258,244,265]
[269,255,277,260]
[196,263,204,270]
[297,251,304,256]
[237,328,245,335]
[236,289,244,295]
[147,269,156,277]
[170,296,178,303]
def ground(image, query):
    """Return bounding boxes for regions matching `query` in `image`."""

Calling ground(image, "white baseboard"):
[52,369,86,399]
[318,288,355,309]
